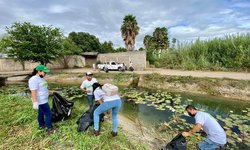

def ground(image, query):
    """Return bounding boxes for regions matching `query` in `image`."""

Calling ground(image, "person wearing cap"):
[28,65,56,134]
[80,72,98,108]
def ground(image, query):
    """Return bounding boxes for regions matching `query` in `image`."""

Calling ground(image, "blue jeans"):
[38,103,52,129]
[198,138,224,150]
[94,99,121,132]
[87,95,94,107]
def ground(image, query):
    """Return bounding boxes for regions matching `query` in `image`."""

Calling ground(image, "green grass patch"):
[0,94,147,150]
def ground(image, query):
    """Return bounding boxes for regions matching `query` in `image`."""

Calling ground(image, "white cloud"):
[0,0,250,49]
[48,5,72,14]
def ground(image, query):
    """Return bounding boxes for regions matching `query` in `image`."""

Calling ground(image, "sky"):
[0,0,250,49]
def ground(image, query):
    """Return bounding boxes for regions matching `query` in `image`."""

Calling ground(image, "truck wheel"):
[118,67,122,71]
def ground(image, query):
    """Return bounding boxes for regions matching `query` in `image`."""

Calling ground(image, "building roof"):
[81,52,99,56]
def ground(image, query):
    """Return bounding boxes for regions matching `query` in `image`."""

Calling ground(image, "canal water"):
[120,91,250,128]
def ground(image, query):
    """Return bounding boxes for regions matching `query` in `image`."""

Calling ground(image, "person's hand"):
[32,102,38,110]
[182,131,191,137]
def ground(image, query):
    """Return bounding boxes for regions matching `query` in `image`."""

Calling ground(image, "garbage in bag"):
[77,104,105,132]
[51,92,74,122]
[161,133,186,150]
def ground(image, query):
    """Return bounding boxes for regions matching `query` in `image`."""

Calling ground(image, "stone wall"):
[0,55,85,71]
[97,51,146,70]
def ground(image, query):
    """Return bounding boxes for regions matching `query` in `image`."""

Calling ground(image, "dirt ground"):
[48,68,250,80]
[1,68,250,80]
[117,114,166,149]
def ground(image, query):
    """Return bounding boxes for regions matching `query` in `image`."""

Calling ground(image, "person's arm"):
[30,90,37,102]
[94,89,104,104]
[80,82,89,93]
[80,87,88,93]
[182,123,202,137]
[96,99,103,104]
[30,90,38,109]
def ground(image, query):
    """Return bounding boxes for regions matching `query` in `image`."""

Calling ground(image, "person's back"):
[92,83,122,137]
[195,111,226,145]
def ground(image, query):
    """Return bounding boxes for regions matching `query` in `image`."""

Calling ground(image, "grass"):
[143,73,250,97]
[0,93,147,150]
[155,33,250,71]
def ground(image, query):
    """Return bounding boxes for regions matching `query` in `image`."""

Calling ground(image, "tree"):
[143,35,157,63]
[138,47,144,51]
[1,22,63,69]
[100,41,114,53]
[171,38,177,48]
[120,14,140,51]
[58,37,81,68]
[68,32,101,53]
[115,47,127,52]
[143,27,169,60]
[143,35,155,49]
[153,27,169,56]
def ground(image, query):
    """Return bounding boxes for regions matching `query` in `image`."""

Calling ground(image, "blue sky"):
[0,0,250,49]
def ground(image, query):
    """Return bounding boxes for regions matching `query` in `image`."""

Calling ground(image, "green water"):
[120,91,250,127]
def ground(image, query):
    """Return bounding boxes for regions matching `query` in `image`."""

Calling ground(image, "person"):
[104,63,109,73]
[80,72,98,108]
[28,65,56,134]
[92,64,96,71]
[129,61,134,71]
[122,63,127,71]
[182,105,227,150]
[92,82,122,136]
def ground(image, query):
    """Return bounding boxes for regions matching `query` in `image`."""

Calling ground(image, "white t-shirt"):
[28,75,49,105]
[80,78,97,95]
[195,111,227,145]
[129,62,133,67]
[94,87,120,102]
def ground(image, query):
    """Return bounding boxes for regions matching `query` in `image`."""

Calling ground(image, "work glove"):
[32,102,38,110]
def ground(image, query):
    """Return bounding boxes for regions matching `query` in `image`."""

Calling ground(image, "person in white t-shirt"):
[80,72,97,108]
[92,82,122,137]
[28,65,56,134]
[129,61,134,71]
[182,105,227,150]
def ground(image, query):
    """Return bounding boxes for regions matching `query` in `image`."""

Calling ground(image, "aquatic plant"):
[121,88,250,149]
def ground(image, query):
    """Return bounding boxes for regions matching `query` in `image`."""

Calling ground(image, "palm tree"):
[120,14,139,51]
[153,27,169,57]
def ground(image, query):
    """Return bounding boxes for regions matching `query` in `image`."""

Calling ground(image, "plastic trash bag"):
[77,104,105,132]
[51,92,74,122]
[161,133,186,150]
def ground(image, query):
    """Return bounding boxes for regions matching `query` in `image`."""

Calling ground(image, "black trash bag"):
[51,92,74,122]
[161,133,186,150]
[77,104,105,132]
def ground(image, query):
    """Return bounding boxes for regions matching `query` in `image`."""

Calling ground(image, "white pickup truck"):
[97,61,124,71]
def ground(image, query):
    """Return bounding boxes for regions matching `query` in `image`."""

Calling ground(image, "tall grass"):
[0,93,147,150]
[156,33,250,71]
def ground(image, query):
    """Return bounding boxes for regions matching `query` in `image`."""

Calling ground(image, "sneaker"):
[92,130,100,136]
[48,128,57,135]
[38,125,46,130]
[111,131,117,137]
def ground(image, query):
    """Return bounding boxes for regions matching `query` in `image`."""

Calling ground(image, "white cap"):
[86,71,93,76]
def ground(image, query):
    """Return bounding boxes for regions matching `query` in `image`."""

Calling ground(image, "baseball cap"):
[86,71,93,76]
[36,65,49,73]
